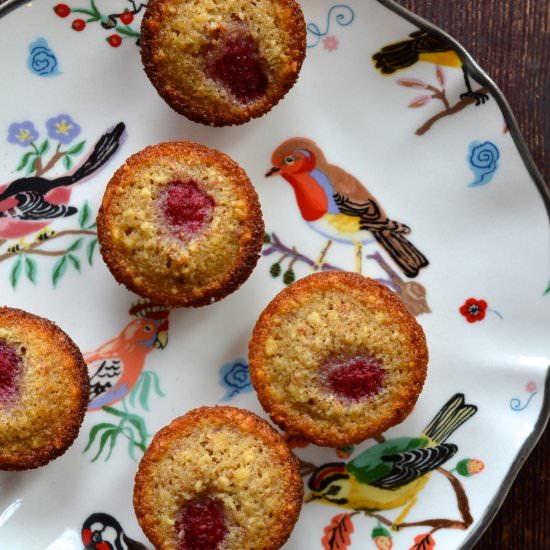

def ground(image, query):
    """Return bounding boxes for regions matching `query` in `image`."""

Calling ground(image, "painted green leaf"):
[67,238,83,252]
[25,257,37,284]
[68,254,81,272]
[79,202,91,229]
[68,140,86,156]
[138,372,152,411]
[27,156,38,175]
[103,406,149,446]
[39,139,50,155]
[92,428,118,462]
[151,370,166,397]
[10,257,22,290]
[52,255,68,287]
[87,238,98,265]
[117,26,141,38]
[84,422,116,452]
[63,155,73,170]
[16,151,34,171]
[544,279,550,296]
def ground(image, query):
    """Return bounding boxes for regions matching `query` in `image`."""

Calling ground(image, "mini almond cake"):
[249,272,428,447]
[134,406,303,550]
[0,307,88,470]
[97,141,264,307]
[140,0,306,126]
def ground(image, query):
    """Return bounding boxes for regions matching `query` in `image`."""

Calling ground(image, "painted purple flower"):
[46,114,81,144]
[7,121,39,147]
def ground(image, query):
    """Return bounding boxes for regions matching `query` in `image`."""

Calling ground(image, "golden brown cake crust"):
[248,272,429,447]
[134,406,303,550]
[0,307,89,470]
[140,0,306,126]
[97,141,264,307]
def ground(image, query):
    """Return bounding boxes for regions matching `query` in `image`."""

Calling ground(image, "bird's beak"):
[265,166,280,177]
[304,493,318,503]
[154,330,168,349]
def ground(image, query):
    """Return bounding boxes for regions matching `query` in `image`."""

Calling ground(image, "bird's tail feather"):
[370,227,429,278]
[423,394,478,445]
[70,122,126,183]
[372,39,419,74]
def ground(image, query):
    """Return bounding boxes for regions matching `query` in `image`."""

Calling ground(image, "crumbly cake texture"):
[140,0,306,126]
[134,406,303,550]
[97,141,264,307]
[0,307,89,470]
[248,272,429,447]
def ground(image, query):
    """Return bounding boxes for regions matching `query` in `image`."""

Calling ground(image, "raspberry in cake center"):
[176,497,227,550]
[323,356,385,401]
[204,22,269,104]
[0,340,22,405]
[160,180,214,238]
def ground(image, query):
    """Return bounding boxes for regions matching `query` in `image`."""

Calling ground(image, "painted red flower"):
[525,380,537,394]
[53,3,70,17]
[459,298,488,323]
[72,19,86,31]
[107,34,123,48]
[120,11,134,25]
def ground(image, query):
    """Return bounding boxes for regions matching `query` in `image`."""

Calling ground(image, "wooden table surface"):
[398,1,549,548]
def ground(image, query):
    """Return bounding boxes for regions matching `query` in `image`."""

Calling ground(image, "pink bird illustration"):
[86,302,169,411]
[267,138,429,278]
[0,122,125,241]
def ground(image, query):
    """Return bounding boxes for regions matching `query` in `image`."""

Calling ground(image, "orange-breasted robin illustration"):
[306,394,477,523]
[267,138,429,278]
[86,302,169,411]
[372,30,489,105]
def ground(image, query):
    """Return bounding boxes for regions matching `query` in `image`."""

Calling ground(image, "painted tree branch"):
[0,229,96,263]
[426,84,451,110]
[370,466,473,531]
[263,232,343,272]
[35,150,67,177]
[416,87,490,135]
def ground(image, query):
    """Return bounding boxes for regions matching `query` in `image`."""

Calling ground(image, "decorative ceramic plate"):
[0,1,548,549]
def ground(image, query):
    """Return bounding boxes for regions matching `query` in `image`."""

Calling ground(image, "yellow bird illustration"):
[306,394,477,524]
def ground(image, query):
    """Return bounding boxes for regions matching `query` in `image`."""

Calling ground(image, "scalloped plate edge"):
[377,3,550,547]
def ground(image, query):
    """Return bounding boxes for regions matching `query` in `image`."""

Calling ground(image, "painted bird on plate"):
[372,30,489,105]
[0,122,125,240]
[306,394,477,524]
[267,138,429,278]
[82,512,146,550]
[86,302,169,411]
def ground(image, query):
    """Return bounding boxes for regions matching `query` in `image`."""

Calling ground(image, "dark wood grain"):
[397,3,549,548]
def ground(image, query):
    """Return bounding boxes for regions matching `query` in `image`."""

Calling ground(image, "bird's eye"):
[284,155,295,165]
[327,485,340,496]
[144,325,153,332]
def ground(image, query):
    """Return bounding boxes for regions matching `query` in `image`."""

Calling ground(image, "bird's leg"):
[459,66,489,105]
[314,240,333,270]
[354,241,362,274]
[392,496,418,529]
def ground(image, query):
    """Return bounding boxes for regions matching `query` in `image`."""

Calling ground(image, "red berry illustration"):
[72,19,86,32]
[107,34,123,48]
[53,3,70,17]
[120,11,134,25]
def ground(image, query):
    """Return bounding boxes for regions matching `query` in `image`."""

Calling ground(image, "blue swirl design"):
[219,358,252,402]
[307,5,355,49]
[510,390,538,411]
[27,38,60,77]
[468,140,500,186]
